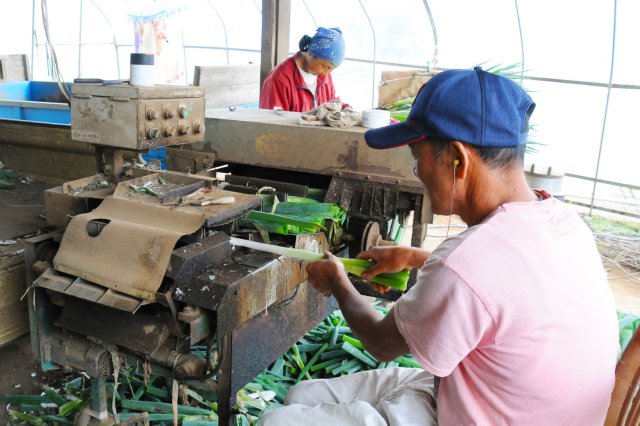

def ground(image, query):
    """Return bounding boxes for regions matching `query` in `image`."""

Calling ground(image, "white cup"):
[130,53,155,86]
[362,109,391,128]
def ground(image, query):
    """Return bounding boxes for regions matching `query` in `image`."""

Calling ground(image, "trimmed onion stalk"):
[229,237,409,290]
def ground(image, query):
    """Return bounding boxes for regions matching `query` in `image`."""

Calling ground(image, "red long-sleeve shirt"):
[259,55,337,112]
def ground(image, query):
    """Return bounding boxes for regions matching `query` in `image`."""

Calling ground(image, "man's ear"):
[451,141,471,179]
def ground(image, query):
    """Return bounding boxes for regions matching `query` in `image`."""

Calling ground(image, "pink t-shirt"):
[395,197,619,425]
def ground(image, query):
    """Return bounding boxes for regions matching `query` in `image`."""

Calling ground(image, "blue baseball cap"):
[308,27,345,66]
[364,67,535,149]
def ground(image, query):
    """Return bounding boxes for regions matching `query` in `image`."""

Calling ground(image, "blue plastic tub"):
[0,81,71,125]
[142,146,167,169]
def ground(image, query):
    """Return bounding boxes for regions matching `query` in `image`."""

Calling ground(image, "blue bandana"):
[308,27,346,66]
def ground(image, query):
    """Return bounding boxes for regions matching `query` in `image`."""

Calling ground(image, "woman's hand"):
[306,251,347,295]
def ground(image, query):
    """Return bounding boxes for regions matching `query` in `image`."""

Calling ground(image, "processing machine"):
[24,82,430,425]
[24,82,339,425]
[172,108,432,299]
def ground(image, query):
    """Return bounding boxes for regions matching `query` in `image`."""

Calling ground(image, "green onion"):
[247,211,326,232]
[229,237,409,290]
[342,335,364,349]
[274,202,346,224]
[296,343,329,381]
[341,342,378,368]
[286,196,319,204]
[395,356,423,369]
[59,398,84,417]
[330,359,361,375]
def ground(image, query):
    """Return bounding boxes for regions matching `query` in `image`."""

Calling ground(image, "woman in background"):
[259,27,345,112]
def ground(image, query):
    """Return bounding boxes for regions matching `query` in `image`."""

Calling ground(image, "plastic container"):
[524,163,565,200]
[362,109,391,128]
[130,53,155,86]
[0,81,71,124]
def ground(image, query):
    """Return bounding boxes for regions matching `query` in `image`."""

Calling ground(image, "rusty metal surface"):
[217,282,337,425]
[34,268,145,312]
[71,84,205,150]
[165,146,215,174]
[177,307,212,346]
[325,176,415,219]
[201,109,423,190]
[53,197,206,300]
[175,234,328,337]
[55,299,169,355]
[0,247,29,347]
[71,84,204,100]
[44,176,118,228]
[225,175,308,197]
[167,231,230,283]
[0,121,95,184]
[112,173,260,226]
[161,180,206,205]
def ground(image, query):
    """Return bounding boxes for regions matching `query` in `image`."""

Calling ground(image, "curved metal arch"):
[513,0,525,82]
[356,0,376,107]
[88,0,122,79]
[206,0,230,65]
[590,0,618,216]
[302,0,318,30]
[421,0,438,69]
[251,0,261,14]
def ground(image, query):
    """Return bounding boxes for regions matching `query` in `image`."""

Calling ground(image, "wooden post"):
[260,0,291,90]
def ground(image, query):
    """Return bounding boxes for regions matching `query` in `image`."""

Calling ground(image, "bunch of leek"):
[229,237,409,290]
[245,210,326,235]
[274,201,347,224]
[383,96,414,122]
[240,199,347,238]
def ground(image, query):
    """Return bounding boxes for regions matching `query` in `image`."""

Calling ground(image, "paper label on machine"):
[71,129,100,143]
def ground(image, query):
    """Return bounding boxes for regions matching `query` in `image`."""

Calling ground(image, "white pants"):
[258,367,437,426]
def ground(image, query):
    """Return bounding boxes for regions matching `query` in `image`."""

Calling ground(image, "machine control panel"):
[70,84,205,150]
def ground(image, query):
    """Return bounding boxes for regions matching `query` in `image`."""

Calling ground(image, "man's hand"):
[356,246,431,293]
[306,251,347,295]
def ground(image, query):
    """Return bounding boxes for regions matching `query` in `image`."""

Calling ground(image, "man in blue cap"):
[260,68,618,425]
[260,27,346,112]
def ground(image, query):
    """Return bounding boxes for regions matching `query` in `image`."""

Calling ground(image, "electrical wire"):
[445,164,456,239]
[40,0,71,104]
[30,0,36,78]
[590,0,618,216]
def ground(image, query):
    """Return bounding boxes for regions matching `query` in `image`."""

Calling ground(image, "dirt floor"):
[0,335,72,424]
[0,181,50,240]
[606,261,640,315]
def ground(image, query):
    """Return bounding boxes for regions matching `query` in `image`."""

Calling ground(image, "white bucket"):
[130,53,155,86]
[361,109,391,128]
[524,163,565,199]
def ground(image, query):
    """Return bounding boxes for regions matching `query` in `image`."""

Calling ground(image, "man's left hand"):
[306,252,346,295]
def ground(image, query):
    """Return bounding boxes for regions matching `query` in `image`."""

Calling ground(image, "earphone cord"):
[446,164,456,239]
